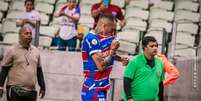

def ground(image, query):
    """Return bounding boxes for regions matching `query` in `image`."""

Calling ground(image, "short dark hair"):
[142,36,157,50]
[99,13,116,22]
[25,0,34,5]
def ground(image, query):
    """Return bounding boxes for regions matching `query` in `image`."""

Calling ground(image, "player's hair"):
[142,36,157,50]
[99,13,116,22]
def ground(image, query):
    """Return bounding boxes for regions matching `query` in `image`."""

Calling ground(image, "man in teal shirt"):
[121,36,164,101]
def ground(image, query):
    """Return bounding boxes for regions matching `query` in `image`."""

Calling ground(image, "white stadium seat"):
[10,1,25,11]
[176,32,195,47]
[175,1,199,12]
[126,8,149,20]
[149,19,172,33]
[3,33,19,44]
[80,5,91,15]
[39,36,52,47]
[145,30,164,45]
[40,12,50,25]
[35,2,54,14]
[35,0,56,5]
[118,40,137,55]
[111,0,125,8]
[6,11,24,20]
[0,1,8,12]
[128,0,149,9]
[125,18,147,31]
[117,29,140,43]
[151,1,173,11]
[175,10,200,23]
[2,20,20,33]
[177,23,198,35]
[149,8,174,22]
[40,26,56,37]
[79,15,94,28]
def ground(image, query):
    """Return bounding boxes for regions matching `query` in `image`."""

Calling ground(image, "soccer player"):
[81,13,119,101]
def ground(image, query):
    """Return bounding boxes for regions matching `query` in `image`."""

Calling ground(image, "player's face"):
[25,1,33,12]
[103,20,116,36]
[144,41,158,57]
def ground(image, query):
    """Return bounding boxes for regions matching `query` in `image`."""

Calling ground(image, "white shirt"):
[17,10,41,38]
[59,7,80,40]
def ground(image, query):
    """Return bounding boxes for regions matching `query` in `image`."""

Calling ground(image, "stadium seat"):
[128,0,149,9]
[3,33,19,44]
[39,12,50,25]
[176,32,195,47]
[0,23,2,33]
[149,8,174,22]
[79,15,94,28]
[175,1,199,12]
[35,0,56,5]
[40,26,56,37]
[118,40,137,55]
[150,0,173,11]
[125,18,147,31]
[80,5,91,15]
[0,1,8,12]
[6,11,24,20]
[177,23,198,35]
[174,47,196,57]
[39,36,52,47]
[145,30,164,45]
[175,10,200,23]
[111,0,125,8]
[80,0,98,6]
[2,20,20,33]
[35,2,54,14]
[117,29,140,43]
[10,1,25,11]
[149,19,172,33]
[0,12,3,21]
[56,0,66,5]
[126,7,149,20]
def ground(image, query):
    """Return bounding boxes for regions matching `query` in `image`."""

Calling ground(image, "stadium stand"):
[0,0,200,58]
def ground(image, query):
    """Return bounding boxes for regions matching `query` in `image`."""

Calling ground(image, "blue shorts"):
[81,89,107,101]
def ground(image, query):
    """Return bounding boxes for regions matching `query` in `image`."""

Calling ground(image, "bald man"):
[0,26,46,101]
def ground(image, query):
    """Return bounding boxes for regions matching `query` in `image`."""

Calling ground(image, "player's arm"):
[91,40,119,72]
[92,49,116,72]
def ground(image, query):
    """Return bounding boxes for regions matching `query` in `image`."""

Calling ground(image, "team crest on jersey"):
[92,39,98,45]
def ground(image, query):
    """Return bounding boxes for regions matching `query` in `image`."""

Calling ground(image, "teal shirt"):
[122,53,164,101]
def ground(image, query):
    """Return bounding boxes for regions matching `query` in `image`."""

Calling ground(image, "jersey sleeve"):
[124,58,137,79]
[85,36,102,56]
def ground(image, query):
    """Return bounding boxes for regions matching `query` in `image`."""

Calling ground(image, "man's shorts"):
[81,88,107,101]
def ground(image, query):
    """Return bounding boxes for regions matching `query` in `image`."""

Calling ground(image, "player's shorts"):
[81,88,107,101]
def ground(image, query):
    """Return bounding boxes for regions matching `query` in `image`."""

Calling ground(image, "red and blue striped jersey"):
[82,31,114,91]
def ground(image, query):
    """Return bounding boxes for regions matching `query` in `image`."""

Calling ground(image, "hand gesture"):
[110,40,120,51]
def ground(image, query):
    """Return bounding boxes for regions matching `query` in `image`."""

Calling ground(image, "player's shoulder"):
[84,31,98,39]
